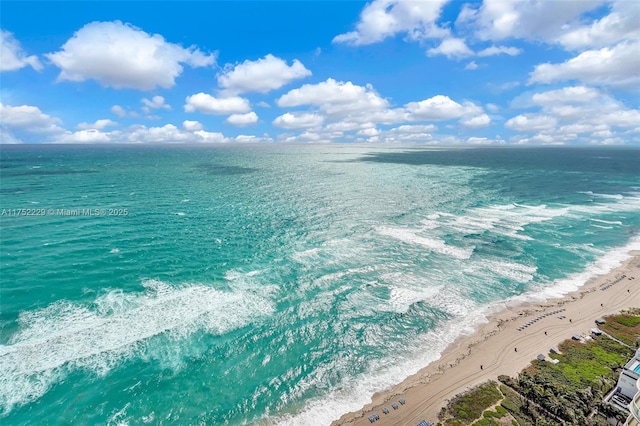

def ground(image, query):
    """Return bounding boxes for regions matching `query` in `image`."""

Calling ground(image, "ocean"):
[1,144,639,425]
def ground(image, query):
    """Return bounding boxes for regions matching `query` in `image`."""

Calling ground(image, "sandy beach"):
[334,252,640,426]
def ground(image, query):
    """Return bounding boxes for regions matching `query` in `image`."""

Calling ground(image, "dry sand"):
[333,252,640,426]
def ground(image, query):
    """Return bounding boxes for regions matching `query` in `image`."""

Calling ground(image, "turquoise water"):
[1,144,639,425]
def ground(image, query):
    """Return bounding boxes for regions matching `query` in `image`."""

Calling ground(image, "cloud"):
[277,78,389,118]
[427,37,474,58]
[142,95,171,110]
[324,121,376,133]
[193,130,227,143]
[389,124,437,133]
[76,119,118,130]
[111,105,127,118]
[510,133,561,145]
[46,21,215,90]
[505,114,557,132]
[273,112,324,130]
[276,81,488,138]
[234,134,273,144]
[465,61,479,70]
[225,112,258,127]
[405,95,482,120]
[357,127,380,137]
[120,124,187,143]
[530,86,600,105]
[505,85,640,144]
[0,30,42,72]
[1,102,264,144]
[477,45,522,57]
[368,124,440,143]
[460,113,491,128]
[469,0,604,43]
[529,41,640,88]
[182,120,203,131]
[556,1,640,50]
[0,129,23,144]
[58,129,112,143]
[287,131,325,143]
[0,102,63,133]
[218,54,311,94]
[184,93,251,115]
[123,124,229,144]
[333,0,449,45]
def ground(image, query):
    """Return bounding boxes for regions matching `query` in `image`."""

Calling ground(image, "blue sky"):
[1,0,639,144]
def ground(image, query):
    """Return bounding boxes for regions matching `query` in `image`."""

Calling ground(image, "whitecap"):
[0,279,275,414]
[375,226,474,260]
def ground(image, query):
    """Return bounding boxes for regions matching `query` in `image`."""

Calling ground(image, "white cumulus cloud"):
[184,93,251,115]
[46,21,215,90]
[277,78,389,118]
[273,112,325,130]
[505,114,557,132]
[123,124,230,144]
[1,30,42,72]
[333,0,449,45]
[477,45,522,57]
[182,120,203,131]
[194,130,227,143]
[556,1,640,50]
[58,129,112,143]
[218,54,311,94]
[225,112,258,127]
[142,96,171,110]
[468,0,604,43]
[111,105,127,118]
[465,61,479,70]
[530,86,601,105]
[76,119,118,130]
[460,114,491,128]
[405,95,482,120]
[529,40,640,88]
[427,37,474,58]
[0,102,63,133]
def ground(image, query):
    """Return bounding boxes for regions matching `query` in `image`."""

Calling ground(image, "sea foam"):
[0,279,274,414]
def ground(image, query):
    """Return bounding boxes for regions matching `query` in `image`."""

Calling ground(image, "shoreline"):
[333,251,640,426]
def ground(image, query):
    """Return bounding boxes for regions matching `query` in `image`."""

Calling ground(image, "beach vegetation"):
[471,418,499,426]
[497,319,636,425]
[471,405,509,426]
[438,312,638,425]
[498,385,535,426]
[615,315,640,327]
[600,310,640,346]
[543,337,631,385]
[439,381,504,425]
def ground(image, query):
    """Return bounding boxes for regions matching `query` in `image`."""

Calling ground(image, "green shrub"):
[615,315,640,327]
[472,418,500,426]
[446,382,502,422]
[495,405,507,416]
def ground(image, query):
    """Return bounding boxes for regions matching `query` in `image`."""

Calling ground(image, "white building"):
[618,348,640,400]
[624,377,640,426]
